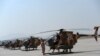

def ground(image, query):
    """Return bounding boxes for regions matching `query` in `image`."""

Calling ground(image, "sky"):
[0,0,100,40]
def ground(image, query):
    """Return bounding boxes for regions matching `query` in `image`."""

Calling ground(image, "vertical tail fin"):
[94,26,100,41]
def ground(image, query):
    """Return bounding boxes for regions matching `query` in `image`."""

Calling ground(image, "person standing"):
[41,39,45,55]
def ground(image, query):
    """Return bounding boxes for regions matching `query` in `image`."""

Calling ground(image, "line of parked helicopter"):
[0,26,100,54]
[0,36,41,51]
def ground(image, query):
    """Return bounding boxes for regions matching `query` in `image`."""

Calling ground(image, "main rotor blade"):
[94,26,100,27]
[33,28,93,35]
[33,30,59,35]
[68,28,91,31]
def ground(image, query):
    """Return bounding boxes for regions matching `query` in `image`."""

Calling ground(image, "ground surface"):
[0,37,100,56]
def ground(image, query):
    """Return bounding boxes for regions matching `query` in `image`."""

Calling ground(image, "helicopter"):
[33,26,100,53]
